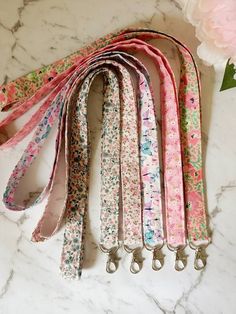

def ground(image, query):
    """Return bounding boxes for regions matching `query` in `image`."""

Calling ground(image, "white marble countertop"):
[0,1,236,313]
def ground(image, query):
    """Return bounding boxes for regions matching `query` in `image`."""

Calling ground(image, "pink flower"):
[0,93,6,103]
[188,129,200,146]
[7,84,17,103]
[177,0,236,65]
[43,69,58,84]
[186,191,203,216]
[185,91,197,109]
[184,162,203,184]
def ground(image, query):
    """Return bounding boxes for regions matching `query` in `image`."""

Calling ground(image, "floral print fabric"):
[0,28,210,278]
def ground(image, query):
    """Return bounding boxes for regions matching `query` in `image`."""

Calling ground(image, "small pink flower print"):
[6,84,17,103]
[43,69,58,84]
[185,91,197,109]
[0,93,6,102]
[188,130,200,146]
[186,192,202,216]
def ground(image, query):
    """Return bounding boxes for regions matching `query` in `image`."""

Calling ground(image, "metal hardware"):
[174,248,187,271]
[194,246,207,271]
[152,248,164,271]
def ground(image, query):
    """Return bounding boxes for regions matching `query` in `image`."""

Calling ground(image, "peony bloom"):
[177,0,236,64]
[177,0,236,90]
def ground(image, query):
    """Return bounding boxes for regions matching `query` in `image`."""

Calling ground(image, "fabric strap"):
[0,28,210,277]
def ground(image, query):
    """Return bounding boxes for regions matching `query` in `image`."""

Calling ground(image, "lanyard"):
[61,66,122,279]
[61,58,143,279]
[0,28,210,277]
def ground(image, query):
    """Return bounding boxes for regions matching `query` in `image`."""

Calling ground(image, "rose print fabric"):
[0,28,210,278]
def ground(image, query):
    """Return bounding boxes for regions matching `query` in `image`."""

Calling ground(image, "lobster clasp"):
[152,248,164,271]
[130,248,143,274]
[100,245,120,274]
[106,250,118,273]
[175,248,187,271]
[194,247,207,271]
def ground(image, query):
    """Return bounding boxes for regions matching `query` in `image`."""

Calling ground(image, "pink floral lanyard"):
[0,28,210,278]
[61,58,145,279]
[1,52,162,278]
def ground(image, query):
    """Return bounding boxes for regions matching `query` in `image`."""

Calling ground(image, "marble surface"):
[0,0,236,313]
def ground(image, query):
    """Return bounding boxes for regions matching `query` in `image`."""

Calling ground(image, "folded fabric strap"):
[0,28,210,278]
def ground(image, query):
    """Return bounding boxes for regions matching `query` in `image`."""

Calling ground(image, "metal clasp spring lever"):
[130,249,143,274]
[100,245,119,274]
[106,250,118,274]
[152,248,164,271]
[194,247,207,271]
[175,248,187,271]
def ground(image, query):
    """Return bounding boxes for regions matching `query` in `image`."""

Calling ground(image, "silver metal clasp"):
[175,248,187,271]
[106,250,118,273]
[130,248,143,274]
[100,245,120,274]
[194,246,207,271]
[152,248,165,271]
[124,246,143,274]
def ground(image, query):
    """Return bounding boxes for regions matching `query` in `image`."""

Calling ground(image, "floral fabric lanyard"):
[0,28,210,279]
